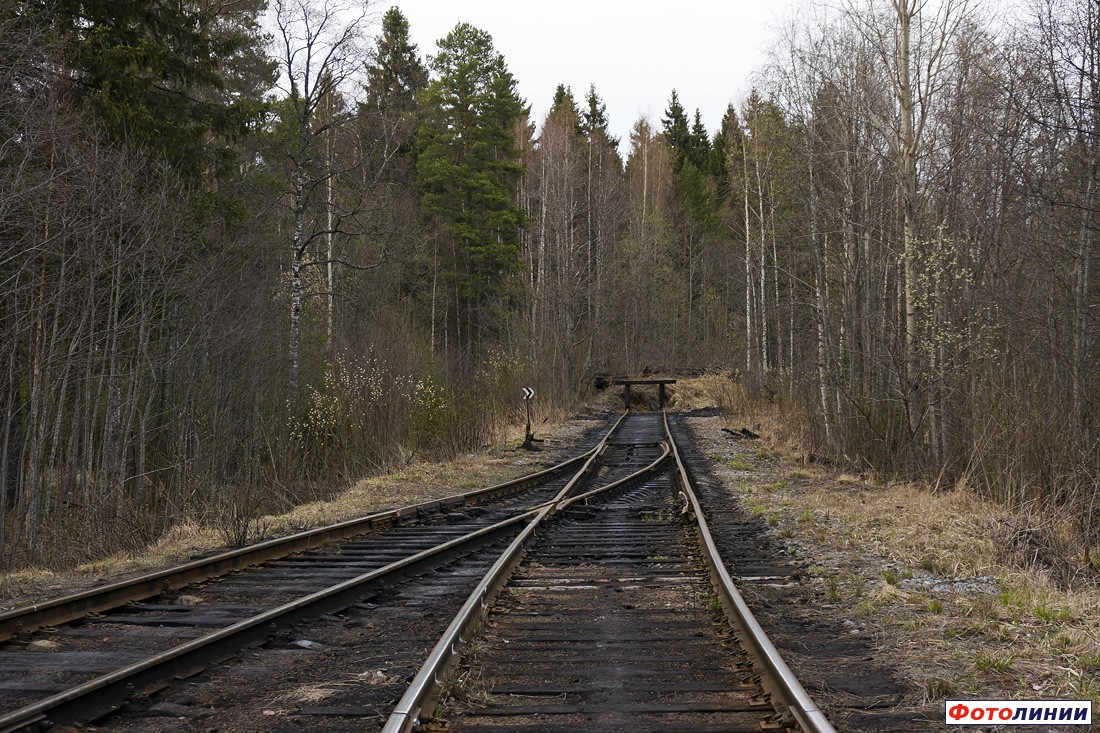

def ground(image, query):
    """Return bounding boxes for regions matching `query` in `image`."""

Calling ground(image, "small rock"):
[292,639,330,652]
[27,639,60,652]
[177,595,203,605]
[145,702,215,719]
[263,710,278,716]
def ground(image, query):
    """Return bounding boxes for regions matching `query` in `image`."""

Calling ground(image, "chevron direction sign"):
[522,387,534,400]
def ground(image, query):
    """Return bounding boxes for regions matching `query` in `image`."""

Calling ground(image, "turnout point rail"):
[383,411,835,733]
[0,410,836,733]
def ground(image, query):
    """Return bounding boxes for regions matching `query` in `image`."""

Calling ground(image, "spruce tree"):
[677,110,718,234]
[661,89,690,170]
[363,7,427,169]
[41,0,272,178]
[550,84,583,134]
[710,103,740,200]
[688,108,711,169]
[366,8,428,117]
[582,84,619,150]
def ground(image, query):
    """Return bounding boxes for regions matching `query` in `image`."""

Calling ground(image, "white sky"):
[385,1,800,151]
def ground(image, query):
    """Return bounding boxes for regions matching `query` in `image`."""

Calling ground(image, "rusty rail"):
[0,440,604,644]
[664,410,836,733]
[382,418,667,733]
[0,416,628,733]
[383,411,836,733]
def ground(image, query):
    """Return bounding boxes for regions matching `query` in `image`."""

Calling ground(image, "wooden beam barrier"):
[610,379,677,410]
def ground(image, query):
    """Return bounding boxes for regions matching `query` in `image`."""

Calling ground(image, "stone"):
[145,702,215,719]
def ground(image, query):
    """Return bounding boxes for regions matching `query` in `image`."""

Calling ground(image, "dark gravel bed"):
[672,414,935,732]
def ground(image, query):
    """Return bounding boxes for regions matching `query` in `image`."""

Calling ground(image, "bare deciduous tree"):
[272,0,370,397]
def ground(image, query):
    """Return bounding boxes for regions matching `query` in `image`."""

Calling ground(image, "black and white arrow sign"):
[522,387,534,400]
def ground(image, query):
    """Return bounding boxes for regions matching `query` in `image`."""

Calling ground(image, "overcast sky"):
[386,1,800,151]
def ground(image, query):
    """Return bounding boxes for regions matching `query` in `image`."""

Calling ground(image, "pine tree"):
[416,23,527,353]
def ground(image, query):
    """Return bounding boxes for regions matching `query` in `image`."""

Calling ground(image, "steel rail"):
[0,416,632,733]
[381,429,669,733]
[663,411,837,733]
[0,508,543,733]
[0,439,604,643]
[0,415,626,733]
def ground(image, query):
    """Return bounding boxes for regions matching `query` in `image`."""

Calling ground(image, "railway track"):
[0,410,836,733]
[442,477,756,730]
[0,414,626,733]
[384,412,834,733]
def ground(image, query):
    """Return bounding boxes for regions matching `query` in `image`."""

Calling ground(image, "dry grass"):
[261,451,534,537]
[666,373,731,411]
[271,683,342,705]
[678,378,1100,717]
[586,372,736,413]
[0,520,224,609]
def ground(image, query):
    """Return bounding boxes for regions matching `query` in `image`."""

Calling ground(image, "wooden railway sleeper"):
[0,418,629,733]
[389,412,836,733]
[383,416,655,733]
[0,430,612,645]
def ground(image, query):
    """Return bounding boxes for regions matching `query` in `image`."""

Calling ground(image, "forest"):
[0,0,1097,569]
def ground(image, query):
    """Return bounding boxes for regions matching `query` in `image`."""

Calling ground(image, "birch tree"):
[843,0,970,449]
[581,85,626,372]
[272,0,370,397]
[535,88,587,393]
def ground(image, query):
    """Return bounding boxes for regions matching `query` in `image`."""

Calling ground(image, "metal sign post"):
[521,387,541,449]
